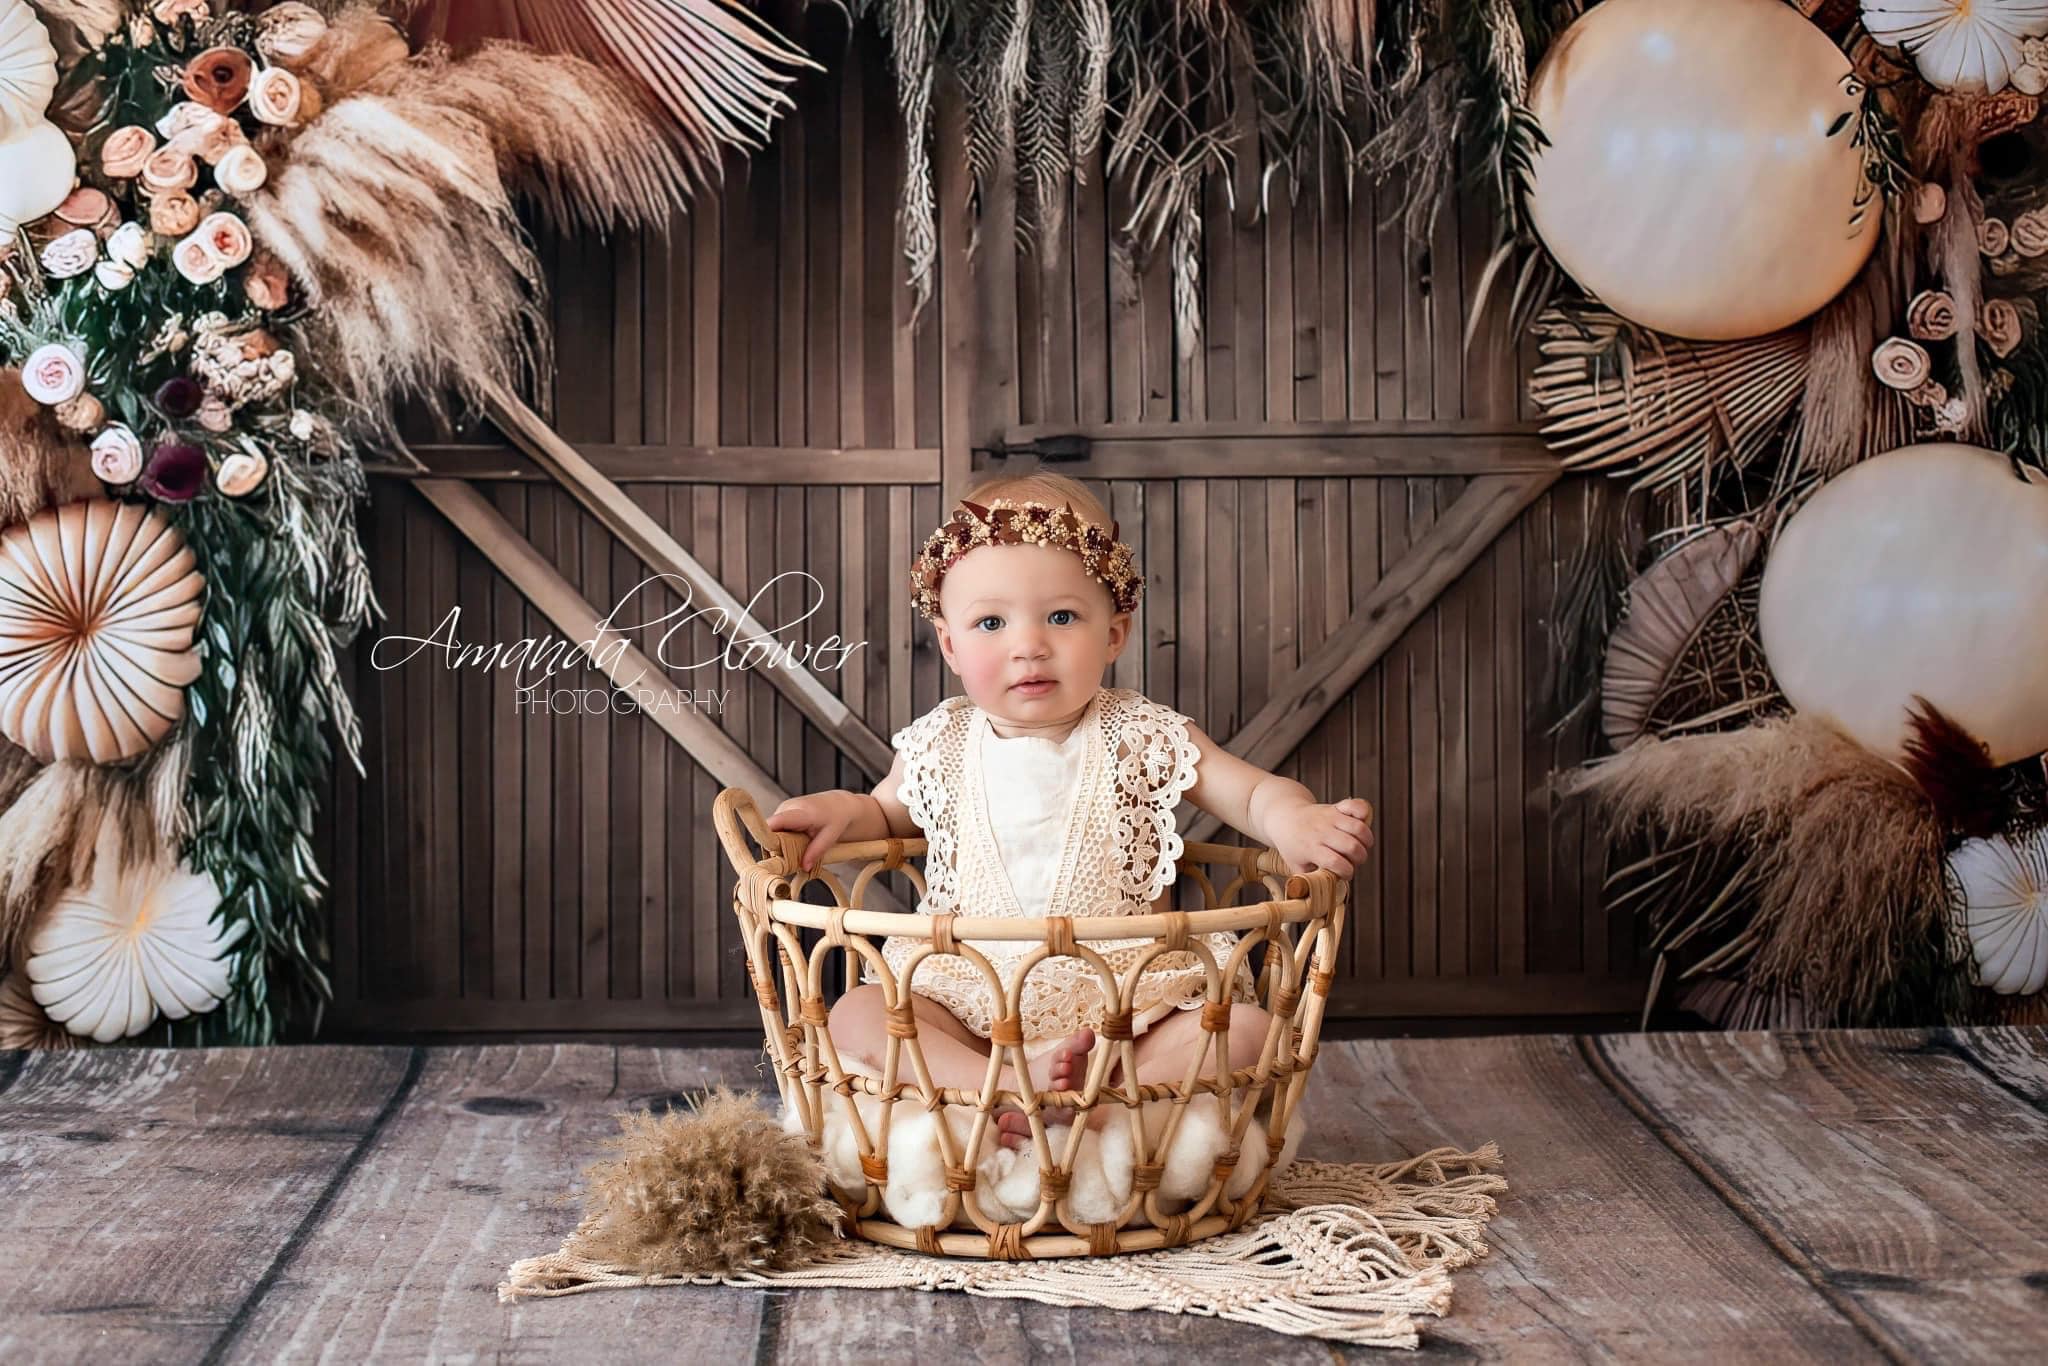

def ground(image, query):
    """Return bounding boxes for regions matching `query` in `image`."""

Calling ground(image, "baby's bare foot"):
[996,1029,1095,1150]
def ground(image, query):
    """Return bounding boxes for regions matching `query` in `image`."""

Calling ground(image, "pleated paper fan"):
[26,818,245,1044]
[1861,0,2048,93]
[0,498,205,763]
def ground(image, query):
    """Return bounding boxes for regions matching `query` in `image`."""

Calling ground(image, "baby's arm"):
[1181,723,1374,877]
[765,752,919,871]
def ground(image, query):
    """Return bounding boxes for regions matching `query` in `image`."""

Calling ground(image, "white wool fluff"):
[788,1089,1307,1229]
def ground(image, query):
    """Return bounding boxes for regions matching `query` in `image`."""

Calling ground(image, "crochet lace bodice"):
[873,687,1251,1039]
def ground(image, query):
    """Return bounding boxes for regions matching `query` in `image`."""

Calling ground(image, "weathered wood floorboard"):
[214,1044,771,1364]
[3,1029,2043,1363]
[1592,1029,2048,1364]
[1306,1036,1877,1363]
[0,1045,417,1365]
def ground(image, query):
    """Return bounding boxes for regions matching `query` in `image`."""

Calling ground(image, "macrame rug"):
[498,1144,1507,1349]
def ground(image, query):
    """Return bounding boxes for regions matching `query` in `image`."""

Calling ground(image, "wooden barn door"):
[321,21,1643,1039]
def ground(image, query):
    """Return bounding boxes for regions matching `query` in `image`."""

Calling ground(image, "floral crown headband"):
[911,498,1145,621]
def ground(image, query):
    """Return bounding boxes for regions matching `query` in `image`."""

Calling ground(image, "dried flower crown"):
[911,498,1144,621]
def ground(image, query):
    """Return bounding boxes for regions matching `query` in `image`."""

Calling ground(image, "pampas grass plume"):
[563,1087,841,1277]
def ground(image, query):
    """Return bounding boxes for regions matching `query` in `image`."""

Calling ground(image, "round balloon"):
[1758,443,2048,765]
[1525,0,1879,340]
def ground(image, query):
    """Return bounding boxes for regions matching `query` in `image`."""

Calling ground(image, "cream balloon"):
[1758,444,2048,765]
[1525,0,1879,340]
[0,117,74,232]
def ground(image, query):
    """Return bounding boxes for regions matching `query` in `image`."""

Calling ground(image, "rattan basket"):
[713,786,1352,1260]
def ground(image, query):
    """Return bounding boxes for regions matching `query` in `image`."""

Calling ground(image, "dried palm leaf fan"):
[1600,522,1775,750]
[1529,308,1811,494]
[403,0,817,188]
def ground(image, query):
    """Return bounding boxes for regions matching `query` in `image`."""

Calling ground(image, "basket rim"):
[760,896,1335,940]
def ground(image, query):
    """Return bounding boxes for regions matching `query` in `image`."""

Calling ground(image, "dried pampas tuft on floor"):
[552,1088,842,1279]
[1568,713,1964,1025]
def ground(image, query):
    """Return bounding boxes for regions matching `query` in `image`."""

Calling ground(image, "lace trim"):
[877,688,1246,1039]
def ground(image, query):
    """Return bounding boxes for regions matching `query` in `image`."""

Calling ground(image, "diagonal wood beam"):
[413,477,913,914]
[482,382,896,781]
[1183,468,1561,845]
[412,478,788,803]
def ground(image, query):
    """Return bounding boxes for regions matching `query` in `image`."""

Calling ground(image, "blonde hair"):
[954,471,1112,530]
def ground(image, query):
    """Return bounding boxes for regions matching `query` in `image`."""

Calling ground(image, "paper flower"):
[242,252,288,309]
[171,232,224,283]
[0,499,203,762]
[26,820,242,1043]
[154,374,204,418]
[155,100,218,141]
[2016,209,2048,257]
[1908,290,1959,341]
[20,342,84,404]
[53,186,113,230]
[149,191,199,236]
[107,221,151,271]
[53,391,102,432]
[196,392,232,433]
[214,143,266,194]
[38,227,98,279]
[1871,336,1934,390]
[1860,0,2048,93]
[94,259,134,291]
[1949,828,2048,995]
[89,422,144,483]
[257,3,328,65]
[99,124,155,178]
[1982,216,2014,258]
[140,146,197,194]
[217,450,268,495]
[1981,298,2025,357]
[196,211,252,267]
[248,66,305,126]
[152,0,210,25]
[182,45,252,114]
[141,441,207,501]
[1915,182,1948,224]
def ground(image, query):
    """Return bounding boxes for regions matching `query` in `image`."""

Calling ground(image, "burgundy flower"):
[154,376,204,419]
[141,441,207,502]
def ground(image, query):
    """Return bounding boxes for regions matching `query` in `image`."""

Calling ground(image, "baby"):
[768,472,1373,1148]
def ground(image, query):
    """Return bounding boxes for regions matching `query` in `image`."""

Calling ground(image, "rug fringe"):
[498,1147,1508,1349]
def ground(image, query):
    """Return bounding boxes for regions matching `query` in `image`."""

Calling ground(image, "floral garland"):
[0,2,369,1046]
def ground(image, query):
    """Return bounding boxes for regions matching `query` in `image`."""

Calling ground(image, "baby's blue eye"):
[974,615,1003,632]
[1048,609,1077,626]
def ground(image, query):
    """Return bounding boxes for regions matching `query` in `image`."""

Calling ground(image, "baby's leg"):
[1125,1002,1277,1088]
[825,984,1000,1093]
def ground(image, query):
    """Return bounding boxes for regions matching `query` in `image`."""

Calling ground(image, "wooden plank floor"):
[2,1028,2043,1363]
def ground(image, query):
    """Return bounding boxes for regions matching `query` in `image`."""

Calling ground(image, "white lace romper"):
[873,686,1252,1059]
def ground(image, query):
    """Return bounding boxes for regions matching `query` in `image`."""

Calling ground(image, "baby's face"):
[933,542,1130,726]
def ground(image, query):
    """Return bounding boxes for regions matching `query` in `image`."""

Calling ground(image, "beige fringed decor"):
[707,787,1349,1261]
[501,1145,1508,1350]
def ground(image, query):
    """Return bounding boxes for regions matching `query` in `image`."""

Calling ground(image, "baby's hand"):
[765,791,867,871]
[1271,797,1374,878]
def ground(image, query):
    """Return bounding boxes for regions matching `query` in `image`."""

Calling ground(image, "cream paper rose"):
[21,344,86,405]
[1909,378,1950,409]
[196,393,233,433]
[89,424,144,483]
[156,102,220,142]
[216,450,269,496]
[171,234,225,285]
[94,260,134,292]
[1908,290,1959,342]
[196,212,252,268]
[152,0,210,24]
[149,192,200,237]
[141,148,197,195]
[257,4,328,65]
[38,229,98,280]
[100,126,157,180]
[54,393,104,433]
[1981,216,2013,258]
[247,67,305,127]
[213,144,266,195]
[2015,209,2048,258]
[1872,336,1933,391]
[1981,298,2025,358]
[107,222,151,272]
